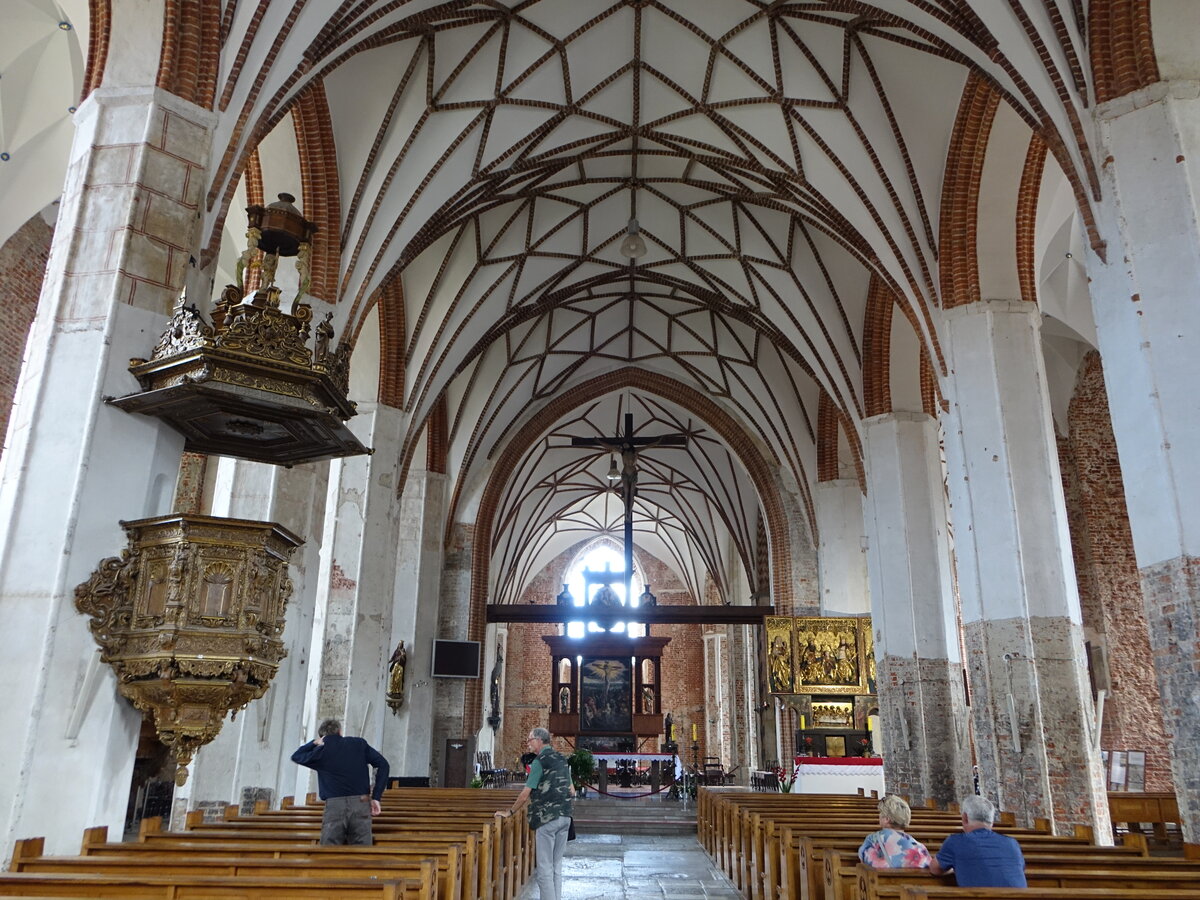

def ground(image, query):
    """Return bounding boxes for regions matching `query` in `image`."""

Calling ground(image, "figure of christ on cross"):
[570,412,688,603]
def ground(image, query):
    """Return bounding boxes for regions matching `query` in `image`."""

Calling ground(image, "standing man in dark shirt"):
[292,718,390,845]
[929,795,1026,887]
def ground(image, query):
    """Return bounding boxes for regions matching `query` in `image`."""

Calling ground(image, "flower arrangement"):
[772,764,795,793]
[858,737,872,757]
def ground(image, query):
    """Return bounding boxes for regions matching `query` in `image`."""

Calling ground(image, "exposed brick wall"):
[1061,351,1170,790]
[0,214,53,448]
[1138,555,1200,840]
[497,543,708,775]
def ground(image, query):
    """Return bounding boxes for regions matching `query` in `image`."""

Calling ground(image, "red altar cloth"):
[794,756,883,766]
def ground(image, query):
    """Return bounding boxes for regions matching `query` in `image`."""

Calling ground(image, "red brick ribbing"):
[240,151,265,293]
[425,395,448,475]
[1090,0,1160,105]
[291,82,343,303]
[939,72,1000,310]
[816,393,841,483]
[81,0,110,101]
[863,275,942,418]
[157,0,220,109]
[1017,136,1049,306]
[375,277,405,408]
[862,275,894,418]
[460,368,795,730]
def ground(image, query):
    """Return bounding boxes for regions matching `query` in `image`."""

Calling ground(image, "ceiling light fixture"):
[606,454,622,485]
[620,218,647,260]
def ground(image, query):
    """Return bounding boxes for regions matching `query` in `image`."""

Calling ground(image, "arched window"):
[561,544,648,638]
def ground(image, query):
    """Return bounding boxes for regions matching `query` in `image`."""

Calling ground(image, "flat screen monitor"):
[431,639,481,678]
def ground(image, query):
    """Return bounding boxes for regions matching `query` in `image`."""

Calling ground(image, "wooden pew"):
[213,790,531,899]
[143,819,499,900]
[1108,792,1182,845]
[12,835,454,900]
[0,871,422,899]
[902,890,1200,900]
[799,834,1148,900]
[857,860,1200,900]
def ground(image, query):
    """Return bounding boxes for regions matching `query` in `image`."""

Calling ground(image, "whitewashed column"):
[0,87,214,854]
[704,632,726,761]
[177,459,328,820]
[1088,80,1200,841]
[941,299,1108,835]
[300,404,404,801]
[387,466,448,780]
[862,411,971,807]
[815,479,870,615]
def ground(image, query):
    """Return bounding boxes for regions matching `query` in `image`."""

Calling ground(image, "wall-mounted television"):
[431,639,481,678]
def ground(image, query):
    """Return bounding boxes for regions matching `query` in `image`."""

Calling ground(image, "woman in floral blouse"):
[858,795,932,868]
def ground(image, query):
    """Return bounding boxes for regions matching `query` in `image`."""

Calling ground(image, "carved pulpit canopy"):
[108,194,372,466]
[75,514,303,785]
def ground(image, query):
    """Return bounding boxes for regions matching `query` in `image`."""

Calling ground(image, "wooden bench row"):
[698,788,1200,900]
[1,789,531,900]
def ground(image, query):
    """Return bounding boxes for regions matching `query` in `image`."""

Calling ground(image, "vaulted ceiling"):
[3,1,1153,606]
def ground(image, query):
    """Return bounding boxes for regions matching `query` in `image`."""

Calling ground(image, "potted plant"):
[567,748,596,798]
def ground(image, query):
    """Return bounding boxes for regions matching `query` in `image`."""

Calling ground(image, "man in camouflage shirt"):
[501,727,575,900]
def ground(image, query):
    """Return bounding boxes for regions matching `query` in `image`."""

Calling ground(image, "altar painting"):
[580,657,632,732]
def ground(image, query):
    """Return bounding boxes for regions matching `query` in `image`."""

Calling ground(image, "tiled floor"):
[518,832,741,900]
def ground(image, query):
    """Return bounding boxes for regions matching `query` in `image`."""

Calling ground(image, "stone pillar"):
[815,479,870,615]
[941,299,1108,835]
[0,87,214,854]
[704,631,726,761]
[177,459,328,819]
[434,520,473,784]
[385,465,447,780]
[1089,81,1200,840]
[727,623,761,773]
[861,411,971,807]
[300,404,404,804]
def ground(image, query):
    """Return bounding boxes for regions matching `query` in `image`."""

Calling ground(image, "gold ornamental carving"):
[765,615,875,696]
[107,192,370,466]
[75,514,303,785]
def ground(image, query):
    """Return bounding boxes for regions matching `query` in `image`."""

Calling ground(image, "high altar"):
[542,634,670,750]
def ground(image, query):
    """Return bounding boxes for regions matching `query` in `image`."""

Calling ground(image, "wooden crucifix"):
[570,412,688,602]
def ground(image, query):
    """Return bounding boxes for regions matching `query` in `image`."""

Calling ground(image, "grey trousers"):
[533,815,571,900]
[320,794,372,845]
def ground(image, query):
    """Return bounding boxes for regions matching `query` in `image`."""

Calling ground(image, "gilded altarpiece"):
[765,616,874,695]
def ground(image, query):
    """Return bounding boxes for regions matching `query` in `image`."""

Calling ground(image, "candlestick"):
[866,717,873,732]
[800,714,805,730]
[692,722,698,741]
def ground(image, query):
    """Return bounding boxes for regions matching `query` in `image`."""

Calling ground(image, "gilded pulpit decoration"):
[74,514,303,786]
[107,193,369,466]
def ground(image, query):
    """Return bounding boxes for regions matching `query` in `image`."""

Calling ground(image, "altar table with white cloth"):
[790,756,885,795]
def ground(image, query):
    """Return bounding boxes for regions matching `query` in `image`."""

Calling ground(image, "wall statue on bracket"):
[386,640,406,714]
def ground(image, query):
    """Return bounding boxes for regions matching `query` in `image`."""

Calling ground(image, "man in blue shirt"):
[292,718,390,845]
[929,795,1026,887]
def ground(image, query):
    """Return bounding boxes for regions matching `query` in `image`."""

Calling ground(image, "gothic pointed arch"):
[460,367,796,733]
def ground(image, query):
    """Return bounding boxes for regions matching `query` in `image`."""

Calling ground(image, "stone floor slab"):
[519,833,737,899]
